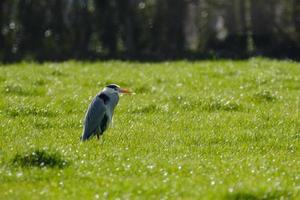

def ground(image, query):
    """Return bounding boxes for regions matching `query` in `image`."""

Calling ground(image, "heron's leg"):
[96,126,101,140]
[100,134,105,144]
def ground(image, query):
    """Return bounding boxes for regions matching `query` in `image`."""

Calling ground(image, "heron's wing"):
[100,114,109,133]
[81,97,106,141]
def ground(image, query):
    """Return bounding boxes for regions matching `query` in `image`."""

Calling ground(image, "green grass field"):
[0,58,299,199]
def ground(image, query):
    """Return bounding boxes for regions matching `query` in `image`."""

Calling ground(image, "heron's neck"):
[101,90,119,108]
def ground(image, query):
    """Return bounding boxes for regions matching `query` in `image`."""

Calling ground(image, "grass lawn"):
[0,58,299,199]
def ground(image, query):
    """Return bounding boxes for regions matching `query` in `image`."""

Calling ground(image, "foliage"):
[0,0,299,61]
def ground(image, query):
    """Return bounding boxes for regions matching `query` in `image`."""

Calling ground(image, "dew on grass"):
[163,178,169,183]
[124,164,131,171]
[103,192,109,197]
[147,164,155,170]
[59,181,64,187]
[176,83,183,87]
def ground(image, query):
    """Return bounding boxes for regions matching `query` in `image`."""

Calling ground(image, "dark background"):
[0,0,299,62]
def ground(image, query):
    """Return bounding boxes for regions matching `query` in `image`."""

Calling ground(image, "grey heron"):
[81,84,131,141]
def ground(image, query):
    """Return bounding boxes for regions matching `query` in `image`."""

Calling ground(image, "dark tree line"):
[0,0,299,62]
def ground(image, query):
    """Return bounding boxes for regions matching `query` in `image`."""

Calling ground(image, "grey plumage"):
[81,84,130,141]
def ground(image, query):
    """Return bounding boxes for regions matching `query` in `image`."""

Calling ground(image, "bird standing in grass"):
[81,84,131,141]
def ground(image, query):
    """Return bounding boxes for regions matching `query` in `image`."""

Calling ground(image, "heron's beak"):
[119,88,132,94]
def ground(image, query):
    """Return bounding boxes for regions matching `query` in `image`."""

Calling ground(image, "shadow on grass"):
[203,98,241,112]
[133,85,151,94]
[226,190,292,200]
[51,69,66,76]
[33,120,53,129]
[253,90,278,103]
[170,95,242,112]
[12,150,69,168]
[3,83,40,96]
[5,104,58,117]
[131,104,160,114]
[33,78,47,86]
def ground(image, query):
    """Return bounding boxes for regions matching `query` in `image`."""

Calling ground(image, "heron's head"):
[103,84,132,95]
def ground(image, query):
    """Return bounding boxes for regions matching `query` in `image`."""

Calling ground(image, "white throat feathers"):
[102,87,118,94]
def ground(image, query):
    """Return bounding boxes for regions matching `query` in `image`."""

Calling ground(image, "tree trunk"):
[94,0,118,56]
[294,0,300,37]
[0,0,5,58]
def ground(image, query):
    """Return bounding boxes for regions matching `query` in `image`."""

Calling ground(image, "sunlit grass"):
[0,58,299,199]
